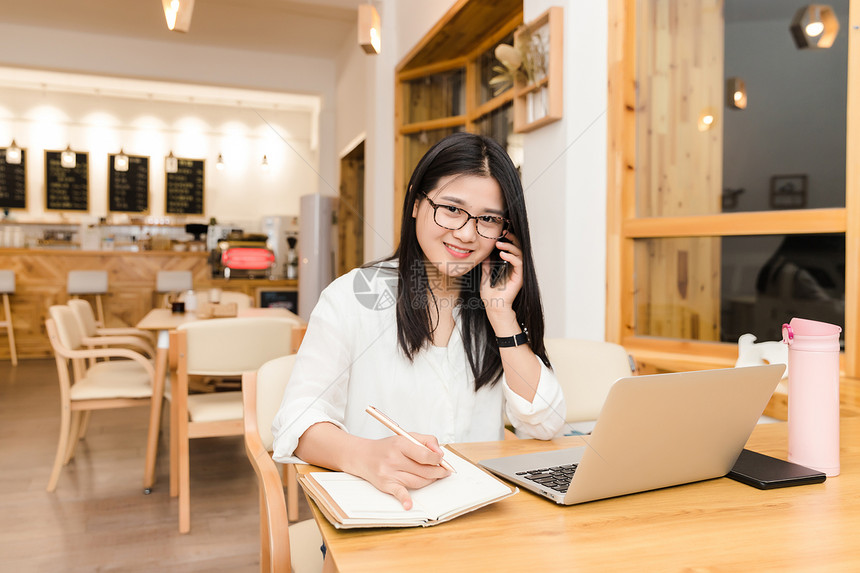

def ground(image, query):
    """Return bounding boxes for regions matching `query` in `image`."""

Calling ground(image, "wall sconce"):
[61,145,77,169]
[162,0,195,33]
[5,140,22,165]
[790,4,839,49]
[726,78,747,110]
[358,4,381,54]
[697,109,717,132]
[261,154,270,170]
[165,150,179,173]
[216,153,225,171]
[114,149,129,172]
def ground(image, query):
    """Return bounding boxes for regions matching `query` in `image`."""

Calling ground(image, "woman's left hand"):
[479,232,523,314]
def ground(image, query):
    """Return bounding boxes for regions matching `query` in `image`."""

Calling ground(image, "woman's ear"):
[411,187,419,218]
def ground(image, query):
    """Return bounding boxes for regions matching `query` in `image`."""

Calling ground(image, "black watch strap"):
[496,331,529,348]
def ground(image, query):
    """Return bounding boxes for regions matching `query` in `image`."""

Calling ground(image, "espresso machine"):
[208,230,275,279]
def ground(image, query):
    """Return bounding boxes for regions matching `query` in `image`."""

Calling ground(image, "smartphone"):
[727,449,826,489]
[489,239,510,287]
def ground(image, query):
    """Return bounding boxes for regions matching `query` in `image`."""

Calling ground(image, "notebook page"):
[309,473,431,520]
[410,448,513,519]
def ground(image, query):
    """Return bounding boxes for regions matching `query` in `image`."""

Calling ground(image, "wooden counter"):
[0,248,297,359]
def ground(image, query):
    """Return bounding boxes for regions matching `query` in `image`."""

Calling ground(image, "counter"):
[0,248,297,359]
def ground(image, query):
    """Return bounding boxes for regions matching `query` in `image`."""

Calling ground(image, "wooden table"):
[301,418,860,572]
[136,307,302,492]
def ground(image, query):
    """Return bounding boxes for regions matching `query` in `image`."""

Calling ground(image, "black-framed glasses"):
[422,193,510,240]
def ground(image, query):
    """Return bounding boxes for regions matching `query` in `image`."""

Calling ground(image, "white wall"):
[522,0,608,339]
[0,22,337,226]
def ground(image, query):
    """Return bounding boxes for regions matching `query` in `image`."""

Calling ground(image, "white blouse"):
[271,263,565,464]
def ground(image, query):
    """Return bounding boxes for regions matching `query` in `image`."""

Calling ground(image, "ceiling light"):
[697,109,717,132]
[114,149,129,172]
[61,145,76,169]
[165,150,178,173]
[790,5,839,49]
[5,140,21,165]
[162,0,195,33]
[216,153,224,170]
[261,155,269,170]
[358,4,381,54]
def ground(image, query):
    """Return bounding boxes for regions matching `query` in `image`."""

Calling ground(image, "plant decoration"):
[489,26,549,96]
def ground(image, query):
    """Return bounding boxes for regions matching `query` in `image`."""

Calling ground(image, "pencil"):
[365,405,457,473]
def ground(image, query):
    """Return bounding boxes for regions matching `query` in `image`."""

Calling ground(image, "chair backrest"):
[544,338,635,422]
[67,270,108,294]
[177,317,295,375]
[156,270,193,293]
[67,299,100,337]
[181,290,254,310]
[254,354,298,451]
[0,270,14,294]
[48,305,85,351]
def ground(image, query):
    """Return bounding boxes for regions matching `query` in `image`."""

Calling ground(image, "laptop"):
[480,364,785,505]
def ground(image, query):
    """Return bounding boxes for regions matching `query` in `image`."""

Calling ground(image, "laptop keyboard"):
[516,464,578,493]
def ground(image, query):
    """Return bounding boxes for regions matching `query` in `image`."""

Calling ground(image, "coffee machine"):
[209,231,275,279]
[261,215,299,279]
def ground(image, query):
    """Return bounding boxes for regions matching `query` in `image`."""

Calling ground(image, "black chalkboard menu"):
[46,150,89,211]
[166,158,204,215]
[109,154,149,213]
[0,148,27,210]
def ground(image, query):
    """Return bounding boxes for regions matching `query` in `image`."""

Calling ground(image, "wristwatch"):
[496,331,529,348]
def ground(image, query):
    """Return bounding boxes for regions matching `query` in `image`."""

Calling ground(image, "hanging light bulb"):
[5,140,22,165]
[697,108,717,132]
[216,153,225,170]
[165,150,179,173]
[162,0,195,33]
[261,154,270,170]
[114,148,129,172]
[358,4,381,54]
[61,145,77,169]
[806,6,825,37]
[790,4,840,49]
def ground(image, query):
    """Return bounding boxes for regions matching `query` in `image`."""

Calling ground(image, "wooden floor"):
[0,358,314,572]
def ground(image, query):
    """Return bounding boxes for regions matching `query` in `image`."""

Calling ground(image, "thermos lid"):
[782,317,841,349]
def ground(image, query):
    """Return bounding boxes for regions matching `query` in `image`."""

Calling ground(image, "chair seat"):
[187,391,243,422]
[289,519,324,573]
[70,361,153,400]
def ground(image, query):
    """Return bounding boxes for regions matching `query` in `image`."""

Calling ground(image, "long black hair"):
[385,132,550,391]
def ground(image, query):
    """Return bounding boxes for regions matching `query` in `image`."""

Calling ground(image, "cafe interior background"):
[0,0,858,568]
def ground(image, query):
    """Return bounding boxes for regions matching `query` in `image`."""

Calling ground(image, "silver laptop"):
[480,364,785,505]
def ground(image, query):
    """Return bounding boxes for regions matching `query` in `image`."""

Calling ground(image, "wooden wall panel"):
[0,249,296,359]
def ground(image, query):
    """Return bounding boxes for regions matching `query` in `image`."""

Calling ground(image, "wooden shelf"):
[513,6,563,133]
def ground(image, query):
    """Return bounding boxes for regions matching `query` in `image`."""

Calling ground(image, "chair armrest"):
[82,334,156,357]
[96,327,157,345]
[55,345,156,379]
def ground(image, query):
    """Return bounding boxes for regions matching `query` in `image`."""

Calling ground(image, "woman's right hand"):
[351,433,451,510]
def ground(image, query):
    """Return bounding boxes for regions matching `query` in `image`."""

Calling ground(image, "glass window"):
[634,234,845,345]
[403,69,466,124]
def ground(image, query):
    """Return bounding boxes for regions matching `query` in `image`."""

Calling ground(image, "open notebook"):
[297,446,517,529]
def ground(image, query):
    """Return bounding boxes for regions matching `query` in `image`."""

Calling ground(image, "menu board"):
[0,148,26,209]
[109,154,149,213]
[166,158,204,215]
[46,150,89,211]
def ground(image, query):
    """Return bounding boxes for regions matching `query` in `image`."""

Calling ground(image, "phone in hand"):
[488,238,510,287]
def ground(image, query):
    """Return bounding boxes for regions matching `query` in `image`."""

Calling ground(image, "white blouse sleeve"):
[271,278,354,463]
[502,355,566,440]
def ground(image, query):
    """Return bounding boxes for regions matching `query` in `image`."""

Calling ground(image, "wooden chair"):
[243,355,323,573]
[0,270,17,366]
[45,305,156,492]
[544,338,635,431]
[170,316,297,533]
[68,299,156,357]
[67,270,109,325]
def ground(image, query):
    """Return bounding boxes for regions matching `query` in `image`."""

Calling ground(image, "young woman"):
[272,132,564,511]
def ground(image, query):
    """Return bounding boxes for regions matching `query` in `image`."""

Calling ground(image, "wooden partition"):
[0,248,296,359]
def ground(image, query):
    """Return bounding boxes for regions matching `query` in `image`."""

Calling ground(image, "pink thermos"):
[782,318,841,476]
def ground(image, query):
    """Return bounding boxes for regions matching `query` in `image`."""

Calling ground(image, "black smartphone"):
[489,239,510,287]
[727,449,826,489]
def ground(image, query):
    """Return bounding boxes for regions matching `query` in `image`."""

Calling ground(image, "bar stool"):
[156,270,193,307]
[67,270,109,326]
[0,270,17,366]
